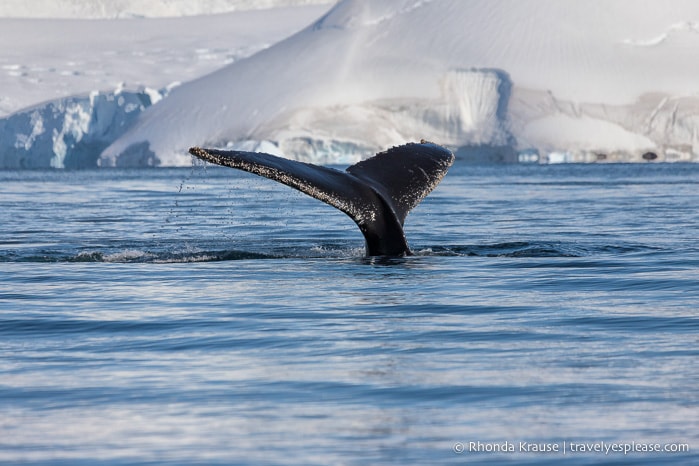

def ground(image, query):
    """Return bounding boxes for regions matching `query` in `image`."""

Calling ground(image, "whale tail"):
[189,142,454,256]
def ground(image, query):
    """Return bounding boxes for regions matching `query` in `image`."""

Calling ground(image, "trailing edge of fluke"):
[189,141,454,256]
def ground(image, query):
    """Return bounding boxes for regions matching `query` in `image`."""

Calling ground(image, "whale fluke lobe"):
[189,142,454,256]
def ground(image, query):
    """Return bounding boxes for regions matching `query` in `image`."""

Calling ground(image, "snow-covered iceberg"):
[100,0,699,166]
[4,0,699,167]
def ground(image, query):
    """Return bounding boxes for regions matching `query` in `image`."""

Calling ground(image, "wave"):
[415,241,659,258]
[2,248,275,264]
[0,241,660,263]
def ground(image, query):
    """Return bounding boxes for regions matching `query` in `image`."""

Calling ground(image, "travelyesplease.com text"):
[453,440,689,456]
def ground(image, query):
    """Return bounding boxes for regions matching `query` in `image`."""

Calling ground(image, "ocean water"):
[1,161,698,465]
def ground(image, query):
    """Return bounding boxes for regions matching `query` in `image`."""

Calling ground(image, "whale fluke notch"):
[189,142,454,256]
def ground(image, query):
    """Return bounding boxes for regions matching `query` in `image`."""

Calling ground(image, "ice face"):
[0,88,160,169]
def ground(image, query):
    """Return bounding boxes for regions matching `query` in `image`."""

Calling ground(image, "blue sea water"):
[0,161,697,465]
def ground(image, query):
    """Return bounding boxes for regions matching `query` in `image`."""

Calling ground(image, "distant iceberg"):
[3,0,699,168]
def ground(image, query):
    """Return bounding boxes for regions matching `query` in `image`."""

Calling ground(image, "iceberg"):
[101,0,699,166]
[3,0,699,167]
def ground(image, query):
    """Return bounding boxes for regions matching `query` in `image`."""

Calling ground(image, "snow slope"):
[0,4,332,168]
[0,6,331,117]
[99,0,699,166]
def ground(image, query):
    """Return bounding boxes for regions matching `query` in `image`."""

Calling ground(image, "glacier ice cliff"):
[0,86,168,169]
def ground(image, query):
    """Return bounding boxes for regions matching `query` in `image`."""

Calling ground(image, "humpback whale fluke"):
[189,142,454,256]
